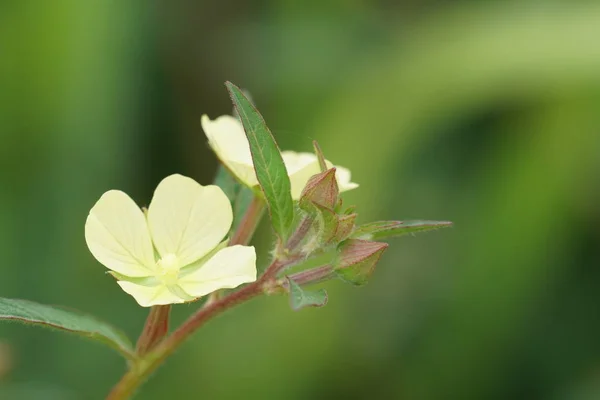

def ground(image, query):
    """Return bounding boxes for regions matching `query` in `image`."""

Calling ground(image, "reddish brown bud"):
[334,213,357,242]
[335,239,388,286]
[299,168,339,210]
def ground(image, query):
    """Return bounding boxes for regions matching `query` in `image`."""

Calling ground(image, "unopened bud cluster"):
[294,165,388,285]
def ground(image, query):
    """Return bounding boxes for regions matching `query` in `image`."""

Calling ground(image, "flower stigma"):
[156,253,180,285]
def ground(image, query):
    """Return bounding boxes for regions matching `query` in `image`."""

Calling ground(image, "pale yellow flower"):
[201,115,359,199]
[85,174,257,307]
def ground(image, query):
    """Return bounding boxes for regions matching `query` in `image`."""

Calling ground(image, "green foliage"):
[226,82,294,241]
[0,297,134,360]
[213,165,238,202]
[352,220,453,240]
[286,278,328,311]
[3,1,599,399]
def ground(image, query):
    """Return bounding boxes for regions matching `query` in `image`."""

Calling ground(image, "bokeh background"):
[1,1,600,399]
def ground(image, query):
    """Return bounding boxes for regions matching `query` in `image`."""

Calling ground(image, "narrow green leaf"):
[352,220,453,240]
[0,297,135,360]
[225,81,294,240]
[287,277,328,311]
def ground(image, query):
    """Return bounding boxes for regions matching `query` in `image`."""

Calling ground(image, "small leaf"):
[0,297,135,360]
[352,220,453,240]
[226,81,294,240]
[287,277,328,311]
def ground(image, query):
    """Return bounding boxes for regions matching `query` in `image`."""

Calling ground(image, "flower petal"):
[178,245,257,298]
[334,166,359,192]
[201,115,258,187]
[282,151,321,200]
[117,281,184,307]
[147,174,233,267]
[85,190,155,277]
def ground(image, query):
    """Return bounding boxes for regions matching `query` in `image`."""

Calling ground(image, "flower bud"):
[299,168,339,210]
[334,213,357,243]
[334,239,388,286]
[301,203,339,253]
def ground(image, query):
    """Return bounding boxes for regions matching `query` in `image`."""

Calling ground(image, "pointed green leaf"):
[0,297,135,360]
[287,277,328,311]
[352,220,453,240]
[226,81,294,240]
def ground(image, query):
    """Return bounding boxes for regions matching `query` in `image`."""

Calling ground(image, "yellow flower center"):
[157,253,180,285]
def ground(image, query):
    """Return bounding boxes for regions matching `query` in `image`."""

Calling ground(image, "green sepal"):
[107,272,159,287]
[312,140,328,172]
[334,213,357,242]
[302,201,339,247]
[352,220,453,240]
[287,277,328,311]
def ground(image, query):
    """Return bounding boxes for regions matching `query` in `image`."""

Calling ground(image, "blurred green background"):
[2,1,600,399]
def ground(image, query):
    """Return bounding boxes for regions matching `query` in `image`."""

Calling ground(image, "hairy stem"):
[285,216,312,252]
[285,264,334,286]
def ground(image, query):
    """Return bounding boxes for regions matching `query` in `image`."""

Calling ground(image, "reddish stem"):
[135,305,171,356]
[286,264,334,286]
[106,259,281,400]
